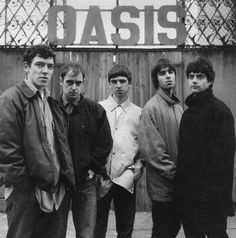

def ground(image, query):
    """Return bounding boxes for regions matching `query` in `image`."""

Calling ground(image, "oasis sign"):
[48,5,187,46]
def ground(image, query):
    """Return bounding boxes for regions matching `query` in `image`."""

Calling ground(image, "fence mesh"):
[0,0,235,47]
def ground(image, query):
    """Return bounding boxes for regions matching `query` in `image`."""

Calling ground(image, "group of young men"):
[0,44,235,238]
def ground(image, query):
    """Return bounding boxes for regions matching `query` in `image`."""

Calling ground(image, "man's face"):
[24,55,54,91]
[188,72,212,93]
[157,67,176,91]
[109,76,130,100]
[61,70,84,102]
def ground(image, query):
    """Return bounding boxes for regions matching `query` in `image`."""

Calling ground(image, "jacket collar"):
[16,81,50,99]
[74,94,84,110]
[185,87,213,108]
[59,93,84,113]
[157,89,180,106]
[16,81,36,98]
[107,94,131,112]
[61,93,81,107]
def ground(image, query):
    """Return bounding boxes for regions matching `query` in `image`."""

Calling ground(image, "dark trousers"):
[151,201,181,238]
[182,211,229,238]
[6,186,70,238]
[94,183,135,238]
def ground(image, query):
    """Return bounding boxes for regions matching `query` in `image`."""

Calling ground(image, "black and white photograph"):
[0,0,235,237]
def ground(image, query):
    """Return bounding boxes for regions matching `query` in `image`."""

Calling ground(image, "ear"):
[23,62,29,73]
[208,80,213,87]
[59,76,63,86]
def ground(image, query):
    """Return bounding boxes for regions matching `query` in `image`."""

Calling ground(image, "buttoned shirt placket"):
[109,104,124,180]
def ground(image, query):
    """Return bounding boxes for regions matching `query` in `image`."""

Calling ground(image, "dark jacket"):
[0,81,75,192]
[59,95,113,187]
[175,87,235,216]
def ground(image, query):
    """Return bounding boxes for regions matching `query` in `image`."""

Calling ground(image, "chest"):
[180,104,217,145]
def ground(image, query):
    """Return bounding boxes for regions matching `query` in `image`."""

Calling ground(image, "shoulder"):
[212,97,233,115]
[143,95,161,112]
[98,98,108,107]
[0,84,26,109]
[48,97,64,116]
[0,84,20,100]
[175,103,184,113]
[81,97,106,113]
[98,98,111,112]
[210,96,234,122]
[83,97,102,108]
[129,102,142,114]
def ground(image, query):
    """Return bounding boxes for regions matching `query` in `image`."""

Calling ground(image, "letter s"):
[158,5,187,45]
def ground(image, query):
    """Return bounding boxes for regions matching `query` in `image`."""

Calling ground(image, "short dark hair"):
[108,64,132,83]
[151,58,176,90]
[186,57,215,85]
[23,44,56,66]
[60,63,85,80]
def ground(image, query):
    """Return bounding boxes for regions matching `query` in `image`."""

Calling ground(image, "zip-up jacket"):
[139,89,183,201]
[0,81,75,192]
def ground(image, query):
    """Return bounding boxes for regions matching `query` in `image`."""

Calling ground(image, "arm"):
[89,104,113,179]
[0,92,30,190]
[138,108,176,180]
[208,107,235,195]
[133,151,144,182]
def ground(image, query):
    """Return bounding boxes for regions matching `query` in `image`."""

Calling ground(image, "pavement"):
[0,211,236,238]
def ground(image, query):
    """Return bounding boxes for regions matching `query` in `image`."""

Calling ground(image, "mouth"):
[40,77,48,80]
[69,91,78,95]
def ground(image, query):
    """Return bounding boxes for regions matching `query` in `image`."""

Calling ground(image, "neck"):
[37,87,45,94]
[112,94,128,104]
[63,94,81,104]
[159,87,173,98]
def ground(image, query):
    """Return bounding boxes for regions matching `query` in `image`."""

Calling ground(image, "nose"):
[116,81,122,87]
[191,76,198,83]
[42,65,49,74]
[71,82,77,89]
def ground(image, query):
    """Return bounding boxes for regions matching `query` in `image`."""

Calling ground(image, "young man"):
[138,58,183,238]
[176,57,235,238]
[95,64,143,238]
[59,63,112,238]
[0,44,75,238]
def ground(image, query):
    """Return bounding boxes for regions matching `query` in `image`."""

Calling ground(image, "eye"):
[158,71,165,76]
[36,62,44,68]
[66,80,74,85]
[48,64,54,70]
[110,80,118,84]
[75,81,82,86]
[189,74,194,80]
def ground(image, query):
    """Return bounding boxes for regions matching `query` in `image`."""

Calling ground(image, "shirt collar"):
[157,89,180,105]
[61,94,81,107]
[107,94,131,112]
[24,79,50,99]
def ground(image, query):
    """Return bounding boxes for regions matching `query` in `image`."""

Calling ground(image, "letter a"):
[80,6,107,45]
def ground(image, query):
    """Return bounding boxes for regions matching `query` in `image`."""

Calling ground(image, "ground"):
[0,211,236,237]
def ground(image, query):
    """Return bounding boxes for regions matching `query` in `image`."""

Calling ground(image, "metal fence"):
[0,0,235,47]
[180,0,236,46]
